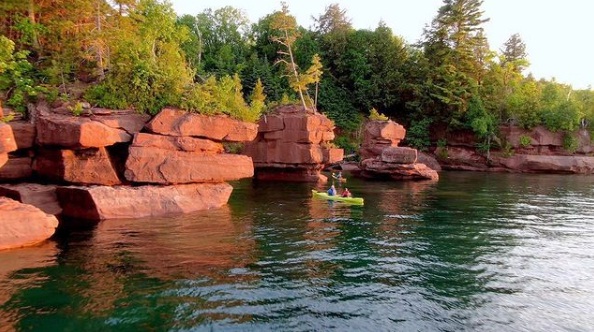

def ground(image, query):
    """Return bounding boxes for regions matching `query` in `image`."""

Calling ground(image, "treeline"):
[1,0,593,153]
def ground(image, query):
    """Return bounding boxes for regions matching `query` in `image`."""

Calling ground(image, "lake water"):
[1,172,594,331]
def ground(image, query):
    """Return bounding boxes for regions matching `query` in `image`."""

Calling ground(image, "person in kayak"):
[327,184,337,196]
[341,188,352,197]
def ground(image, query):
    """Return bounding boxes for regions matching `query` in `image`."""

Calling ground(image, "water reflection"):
[0,173,593,331]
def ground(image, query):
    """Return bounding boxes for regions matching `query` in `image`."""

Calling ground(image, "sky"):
[170,0,594,90]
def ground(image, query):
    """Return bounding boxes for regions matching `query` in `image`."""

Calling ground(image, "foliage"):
[519,135,531,147]
[1,0,594,157]
[562,133,578,153]
[69,102,84,116]
[180,74,262,122]
[501,141,514,157]
[369,108,388,121]
[406,117,433,151]
[223,142,244,154]
[0,110,14,123]
[333,135,358,156]
[0,35,44,113]
[317,78,362,131]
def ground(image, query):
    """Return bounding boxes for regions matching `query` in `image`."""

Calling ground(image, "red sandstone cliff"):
[0,104,257,223]
[434,125,594,174]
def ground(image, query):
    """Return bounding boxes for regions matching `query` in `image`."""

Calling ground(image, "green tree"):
[86,0,193,113]
[194,6,251,77]
[422,0,490,128]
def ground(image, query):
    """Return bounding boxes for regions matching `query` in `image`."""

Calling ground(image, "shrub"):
[334,135,358,156]
[406,118,432,151]
[223,142,244,154]
[519,135,531,147]
[369,108,388,121]
[563,133,578,153]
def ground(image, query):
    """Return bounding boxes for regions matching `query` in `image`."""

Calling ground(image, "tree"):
[421,0,491,128]
[194,6,251,77]
[501,33,528,72]
[270,2,322,112]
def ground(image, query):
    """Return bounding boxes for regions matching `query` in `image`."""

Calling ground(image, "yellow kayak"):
[311,190,364,205]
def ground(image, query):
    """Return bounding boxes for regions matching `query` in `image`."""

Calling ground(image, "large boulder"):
[359,158,439,181]
[0,197,58,250]
[0,183,61,216]
[36,113,133,148]
[33,147,121,185]
[125,146,253,184]
[57,183,233,220]
[360,120,406,160]
[357,120,438,181]
[146,108,258,142]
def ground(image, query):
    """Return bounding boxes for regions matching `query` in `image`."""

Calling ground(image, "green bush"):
[519,135,531,147]
[334,135,358,156]
[369,108,388,121]
[563,133,578,153]
[0,36,44,114]
[223,142,244,154]
[406,118,432,151]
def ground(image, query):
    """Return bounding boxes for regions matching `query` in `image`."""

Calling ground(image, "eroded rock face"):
[124,131,253,184]
[0,197,58,250]
[33,147,121,185]
[357,120,438,181]
[360,121,406,160]
[0,156,33,180]
[132,133,224,153]
[243,105,343,182]
[146,108,258,142]
[57,183,233,220]
[494,155,594,174]
[90,109,151,136]
[0,183,61,216]
[125,146,253,184]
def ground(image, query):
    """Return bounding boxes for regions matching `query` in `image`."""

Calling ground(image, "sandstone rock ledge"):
[0,197,59,250]
[243,105,344,182]
[57,183,233,220]
[356,120,439,181]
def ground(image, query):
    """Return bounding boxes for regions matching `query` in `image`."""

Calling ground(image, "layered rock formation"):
[243,105,343,182]
[1,119,59,250]
[435,125,594,174]
[356,120,439,181]
[0,104,257,223]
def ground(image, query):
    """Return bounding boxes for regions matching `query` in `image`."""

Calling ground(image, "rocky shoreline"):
[2,103,594,250]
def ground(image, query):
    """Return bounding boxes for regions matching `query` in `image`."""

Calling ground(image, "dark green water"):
[1,172,594,331]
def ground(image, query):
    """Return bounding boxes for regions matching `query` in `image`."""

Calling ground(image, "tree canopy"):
[0,0,592,139]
